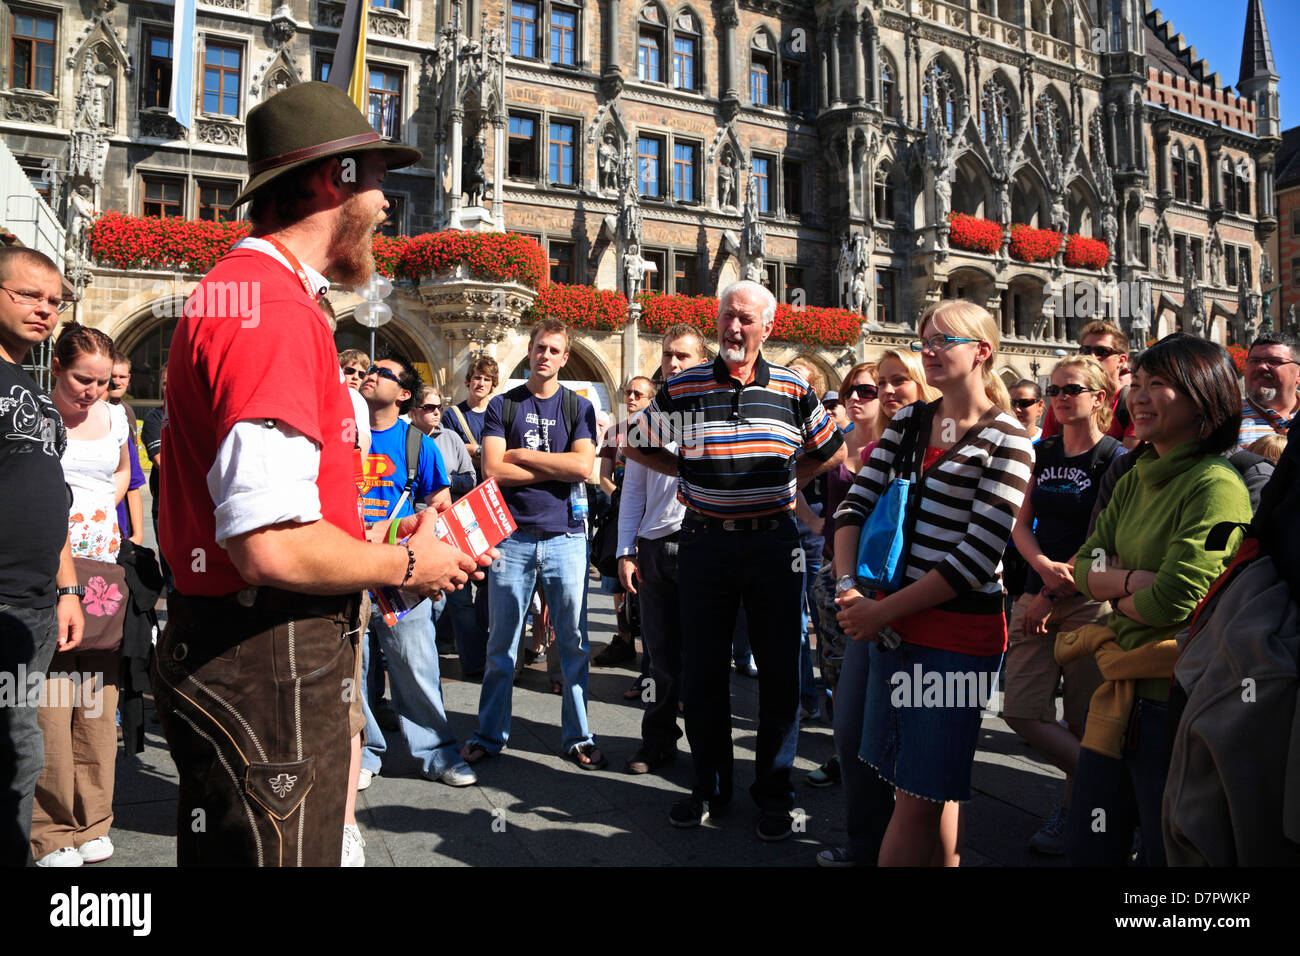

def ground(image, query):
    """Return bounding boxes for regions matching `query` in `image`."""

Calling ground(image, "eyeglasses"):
[1079,344,1124,360]
[1010,397,1042,410]
[1,286,69,313]
[365,365,402,385]
[418,403,442,412]
[1245,356,1299,370]
[845,383,879,401]
[342,365,366,378]
[910,334,981,352]
[624,388,648,400]
[1045,384,1097,398]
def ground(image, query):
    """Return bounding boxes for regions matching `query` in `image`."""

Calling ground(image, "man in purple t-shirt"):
[461,318,605,770]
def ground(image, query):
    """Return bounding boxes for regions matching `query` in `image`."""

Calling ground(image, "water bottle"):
[569,482,589,522]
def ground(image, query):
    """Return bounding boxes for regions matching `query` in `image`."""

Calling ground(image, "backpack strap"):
[403,421,422,496]
[1229,448,1268,474]
[560,386,580,448]
[449,403,474,442]
[1087,435,1123,488]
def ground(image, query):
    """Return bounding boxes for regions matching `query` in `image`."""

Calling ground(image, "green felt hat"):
[232,81,422,207]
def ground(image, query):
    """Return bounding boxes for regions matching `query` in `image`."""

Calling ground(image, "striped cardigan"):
[834,401,1035,597]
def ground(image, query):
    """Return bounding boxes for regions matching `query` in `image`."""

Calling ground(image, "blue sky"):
[1153,0,1298,131]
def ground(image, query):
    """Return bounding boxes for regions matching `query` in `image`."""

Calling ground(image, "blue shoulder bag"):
[854,400,935,592]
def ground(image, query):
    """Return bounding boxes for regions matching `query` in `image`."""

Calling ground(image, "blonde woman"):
[1005,356,1125,855]
[869,348,940,460]
[832,300,1033,867]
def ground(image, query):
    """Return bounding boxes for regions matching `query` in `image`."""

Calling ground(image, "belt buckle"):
[235,587,258,608]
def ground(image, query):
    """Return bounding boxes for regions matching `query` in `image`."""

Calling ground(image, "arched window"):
[637,3,668,83]
[1236,160,1252,216]
[750,28,776,107]
[1187,147,1202,205]
[781,29,805,113]
[124,318,177,402]
[670,7,701,92]
[1171,143,1186,201]
[924,61,959,132]
[879,55,897,119]
[981,77,1016,145]
[874,164,896,222]
[1222,157,1237,214]
[1034,92,1067,156]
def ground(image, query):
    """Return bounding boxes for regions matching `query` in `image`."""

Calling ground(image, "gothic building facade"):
[0,0,1281,409]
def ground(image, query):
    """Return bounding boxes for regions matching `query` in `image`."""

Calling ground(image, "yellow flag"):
[346,13,368,114]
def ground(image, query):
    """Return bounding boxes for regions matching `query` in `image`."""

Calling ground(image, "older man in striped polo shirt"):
[627,280,845,842]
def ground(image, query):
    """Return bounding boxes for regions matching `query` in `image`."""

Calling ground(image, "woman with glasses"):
[32,323,129,867]
[832,300,1034,866]
[1065,333,1250,866]
[1004,356,1125,856]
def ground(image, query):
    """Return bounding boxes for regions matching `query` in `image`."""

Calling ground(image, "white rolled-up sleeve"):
[208,419,323,547]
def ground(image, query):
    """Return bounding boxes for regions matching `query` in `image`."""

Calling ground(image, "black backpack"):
[499,384,581,448]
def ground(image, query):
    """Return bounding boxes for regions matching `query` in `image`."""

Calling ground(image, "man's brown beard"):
[327,192,378,287]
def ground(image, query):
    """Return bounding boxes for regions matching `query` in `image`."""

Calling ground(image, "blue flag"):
[169,0,196,128]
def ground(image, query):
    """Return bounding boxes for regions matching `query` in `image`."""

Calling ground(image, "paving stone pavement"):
[111,504,1073,867]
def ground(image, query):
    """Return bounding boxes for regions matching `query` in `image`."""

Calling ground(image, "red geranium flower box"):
[947,213,1003,255]
[524,284,627,332]
[1063,234,1110,270]
[1009,224,1062,263]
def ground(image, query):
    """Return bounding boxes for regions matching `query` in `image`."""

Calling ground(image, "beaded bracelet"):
[402,546,416,587]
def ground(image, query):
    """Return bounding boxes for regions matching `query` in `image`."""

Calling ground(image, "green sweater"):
[1074,440,1252,701]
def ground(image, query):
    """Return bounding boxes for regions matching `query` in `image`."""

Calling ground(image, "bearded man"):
[151,82,491,866]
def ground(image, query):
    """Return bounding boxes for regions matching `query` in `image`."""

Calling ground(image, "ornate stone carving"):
[269,6,297,48]
[139,111,182,139]
[369,9,408,38]
[201,0,248,9]
[317,1,344,28]
[196,119,244,146]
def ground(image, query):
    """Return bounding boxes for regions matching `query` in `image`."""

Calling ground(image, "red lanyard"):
[262,236,323,302]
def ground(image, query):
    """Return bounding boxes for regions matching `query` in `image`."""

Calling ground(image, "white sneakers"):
[78,836,114,862]
[357,768,375,791]
[35,847,83,867]
[35,837,114,867]
[341,824,366,867]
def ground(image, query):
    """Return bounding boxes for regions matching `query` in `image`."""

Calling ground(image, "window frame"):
[782,159,803,217]
[366,65,404,140]
[379,192,406,237]
[509,1,539,59]
[876,268,897,327]
[637,27,664,83]
[142,27,174,110]
[196,179,239,222]
[672,252,699,296]
[549,4,578,67]
[141,173,185,219]
[201,38,243,118]
[9,9,57,94]
[750,55,771,107]
[548,118,577,187]
[641,248,667,293]
[874,166,896,223]
[751,153,774,215]
[1292,208,1300,237]
[672,33,697,92]
[672,140,699,203]
[637,134,665,199]
[507,112,539,181]
[548,238,577,284]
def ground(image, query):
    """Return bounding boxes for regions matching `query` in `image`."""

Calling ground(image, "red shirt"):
[160,248,363,595]
[1040,387,1134,442]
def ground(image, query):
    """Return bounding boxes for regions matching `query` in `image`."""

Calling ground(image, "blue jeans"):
[443,579,486,675]
[472,530,595,755]
[360,596,460,778]
[833,637,894,860]
[1,603,58,866]
[679,518,803,812]
[1066,697,1172,866]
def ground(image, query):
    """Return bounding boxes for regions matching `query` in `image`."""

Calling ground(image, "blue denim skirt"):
[859,641,1003,803]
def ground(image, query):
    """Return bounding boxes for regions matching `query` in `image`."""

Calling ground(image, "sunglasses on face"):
[1079,345,1123,360]
[1045,384,1097,398]
[845,383,879,401]
[1011,397,1041,410]
[910,334,981,352]
[419,403,442,412]
[365,365,401,384]
[624,389,648,400]
[343,366,366,377]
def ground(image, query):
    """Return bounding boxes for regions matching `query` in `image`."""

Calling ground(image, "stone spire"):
[1238,0,1277,89]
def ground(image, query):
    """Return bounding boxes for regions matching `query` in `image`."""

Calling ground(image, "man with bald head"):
[627,280,845,841]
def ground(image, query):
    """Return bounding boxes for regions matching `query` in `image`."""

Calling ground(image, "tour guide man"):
[626,279,845,841]
[153,82,491,867]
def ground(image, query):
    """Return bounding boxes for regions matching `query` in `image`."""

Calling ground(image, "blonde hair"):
[873,347,940,436]
[788,357,826,396]
[1248,433,1286,464]
[1050,355,1113,434]
[918,299,1010,412]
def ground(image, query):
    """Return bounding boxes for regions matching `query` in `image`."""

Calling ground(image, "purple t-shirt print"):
[483,385,596,534]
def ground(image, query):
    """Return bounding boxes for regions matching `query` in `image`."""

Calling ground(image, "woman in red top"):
[833,300,1033,866]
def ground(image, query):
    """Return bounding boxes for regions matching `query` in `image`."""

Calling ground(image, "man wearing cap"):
[626,280,845,842]
[151,82,490,867]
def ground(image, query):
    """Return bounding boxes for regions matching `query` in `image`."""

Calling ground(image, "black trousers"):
[635,534,683,751]
[151,591,358,866]
[678,518,803,812]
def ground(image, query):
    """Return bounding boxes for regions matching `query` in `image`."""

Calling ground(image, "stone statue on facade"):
[598,130,619,192]
[65,185,97,271]
[743,172,765,259]
[1156,225,1171,279]
[1287,304,1297,335]
[1209,230,1224,287]
[718,149,736,210]
[624,243,645,300]
[464,127,487,206]
[1183,272,1206,338]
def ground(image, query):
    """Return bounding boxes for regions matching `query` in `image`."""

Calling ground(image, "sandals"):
[461,742,492,765]
[568,743,608,771]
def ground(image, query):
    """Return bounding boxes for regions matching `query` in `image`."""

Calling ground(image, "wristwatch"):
[835,575,858,596]
[57,586,85,599]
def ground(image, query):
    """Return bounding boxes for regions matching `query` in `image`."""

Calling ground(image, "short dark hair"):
[1132,333,1242,456]
[378,351,421,415]
[0,246,60,285]
[1248,330,1300,360]
[1010,379,1042,400]
[111,349,131,368]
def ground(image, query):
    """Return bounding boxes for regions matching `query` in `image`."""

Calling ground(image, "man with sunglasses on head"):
[1039,320,1137,449]
[1238,331,1299,450]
